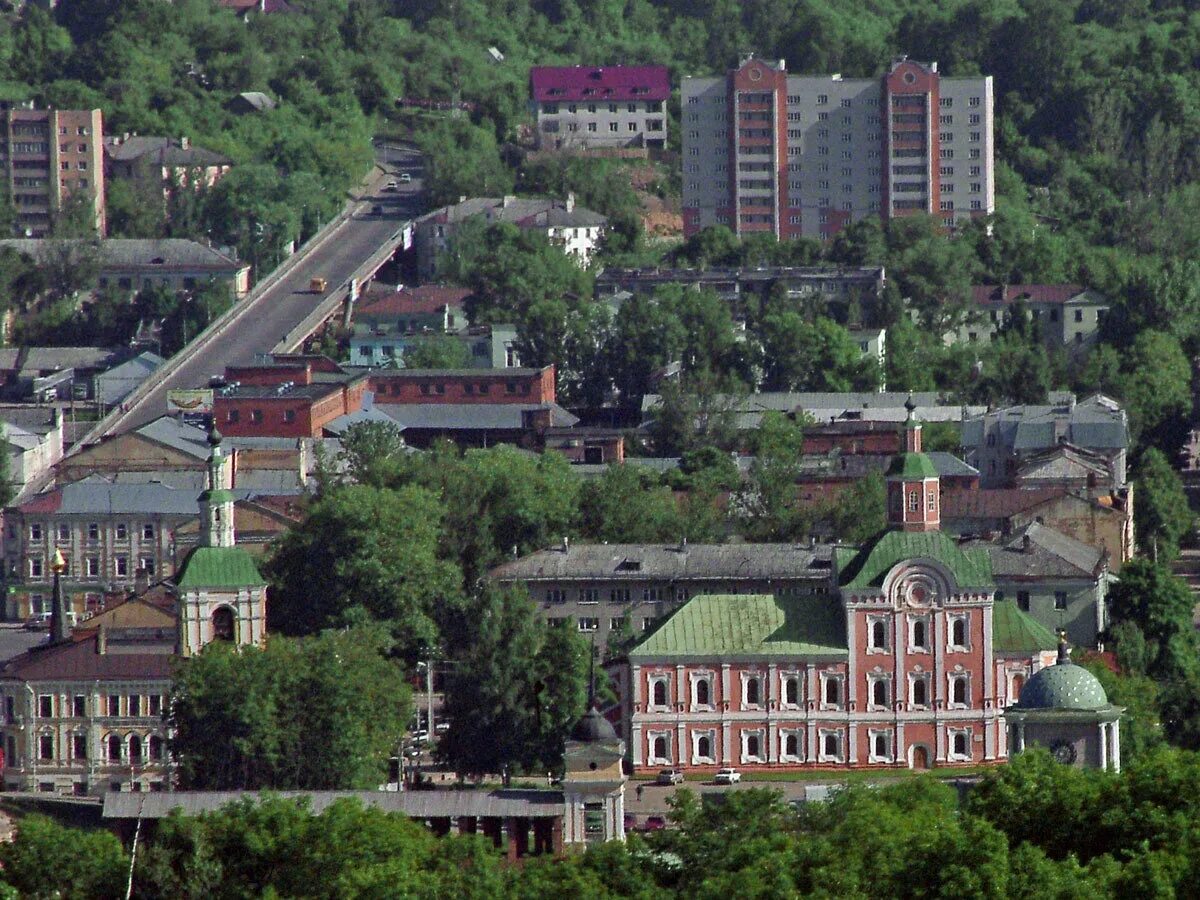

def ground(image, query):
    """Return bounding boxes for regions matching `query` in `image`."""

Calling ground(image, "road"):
[103,144,427,436]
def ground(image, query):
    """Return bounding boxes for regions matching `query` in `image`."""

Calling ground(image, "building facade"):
[530,65,669,151]
[1,107,105,237]
[104,134,232,197]
[681,57,993,239]
[943,285,1109,355]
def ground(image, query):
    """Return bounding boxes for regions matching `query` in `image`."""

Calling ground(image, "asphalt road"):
[108,144,428,435]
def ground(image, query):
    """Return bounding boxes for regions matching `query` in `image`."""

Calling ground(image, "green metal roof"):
[1016,660,1109,710]
[836,531,993,589]
[628,594,847,660]
[887,452,939,479]
[199,488,236,504]
[992,600,1059,654]
[175,546,266,590]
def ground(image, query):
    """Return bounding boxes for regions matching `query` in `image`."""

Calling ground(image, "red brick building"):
[367,366,556,406]
[213,360,366,438]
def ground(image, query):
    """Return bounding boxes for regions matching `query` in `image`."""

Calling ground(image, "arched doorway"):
[910,745,931,770]
[212,606,236,641]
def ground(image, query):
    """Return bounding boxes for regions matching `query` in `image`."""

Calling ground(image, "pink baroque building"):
[625,406,1058,773]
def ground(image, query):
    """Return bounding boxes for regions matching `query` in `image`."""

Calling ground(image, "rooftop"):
[104,135,231,168]
[0,630,175,682]
[971,285,1107,307]
[835,530,994,590]
[629,594,847,660]
[992,600,1059,654]
[530,65,671,103]
[15,477,202,516]
[372,402,579,431]
[0,239,244,273]
[962,394,1127,452]
[967,522,1105,580]
[420,196,607,230]
[174,546,266,590]
[356,285,471,318]
[491,542,834,582]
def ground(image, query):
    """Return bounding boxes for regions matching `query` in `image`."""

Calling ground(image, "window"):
[115,523,128,541]
[107,735,122,761]
[109,695,121,716]
[908,490,919,512]
[56,524,70,542]
[911,676,929,707]
[871,678,889,708]
[142,523,155,541]
[642,617,655,631]
[250,409,263,423]
[950,730,971,760]
[694,733,714,763]
[743,732,763,761]
[969,132,981,142]
[129,735,143,761]
[744,676,761,706]
[650,734,670,764]
[284,409,296,424]
[128,695,141,717]
[39,734,54,760]
[951,675,969,706]
[950,615,968,649]
[577,617,599,632]
[86,557,99,577]
[587,123,597,132]
[29,558,42,578]
[871,731,892,762]
[115,556,128,577]
[1017,591,1030,612]
[1055,591,1068,611]
[969,96,981,107]
[72,734,87,759]
[782,731,801,761]
[29,524,42,541]
[822,675,841,706]
[651,679,669,708]
[38,695,52,718]
[72,695,85,717]
[87,523,99,541]
[819,730,843,763]
[817,94,828,105]
[869,618,888,651]
[911,619,929,650]
[608,122,618,132]
[149,735,164,760]
[784,676,800,706]
[694,677,712,707]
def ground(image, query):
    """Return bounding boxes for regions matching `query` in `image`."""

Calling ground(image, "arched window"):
[746,734,761,758]
[652,680,668,707]
[952,676,968,705]
[784,733,798,757]
[695,679,710,706]
[129,735,143,761]
[872,679,889,707]
[212,606,235,641]
[871,620,887,649]
[148,736,164,760]
[912,620,927,649]
[951,617,967,647]
[745,677,760,706]
[912,678,928,707]
[652,736,667,761]
[784,677,799,705]
[697,735,711,759]
[953,732,968,757]
[1011,674,1025,701]
[823,733,839,757]
[824,678,840,705]
[874,733,889,758]
[107,734,122,761]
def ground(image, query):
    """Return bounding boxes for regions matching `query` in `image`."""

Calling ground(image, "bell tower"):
[174,423,267,656]
[886,397,941,532]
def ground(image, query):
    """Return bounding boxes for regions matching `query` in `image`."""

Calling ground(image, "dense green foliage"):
[169,629,411,790]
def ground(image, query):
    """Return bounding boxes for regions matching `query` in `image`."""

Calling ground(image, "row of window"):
[25,554,155,579]
[25,522,156,543]
[865,613,968,652]
[27,731,165,763]
[647,726,975,766]
[225,407,297,425]
[689,93,982,109]
[549,615,655,633]
[540,101,660,114]
[12,692,166,721]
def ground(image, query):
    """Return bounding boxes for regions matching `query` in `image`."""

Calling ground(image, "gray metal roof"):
[95,352,165,406]
[963,395,1127,453]
[376,403,579,430]
[19,478,200,516]
[491,542,835,583]
[641,391,984,427]
[0,239,243,272]
[419,196,607,229]
[136,417,213,460]
[16,347,123,373]
[103,789,565,820]
[104,136,231,167]
[964,523,1104,580]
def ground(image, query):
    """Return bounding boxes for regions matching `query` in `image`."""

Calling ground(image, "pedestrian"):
[636,784,644,802]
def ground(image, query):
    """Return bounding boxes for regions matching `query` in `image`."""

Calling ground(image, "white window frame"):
[647,730,673,765]
[908,616,931,653]
[692,729,717,764]
[909,673,931,709]
[648,675,671,710]
[818,728,844,763]
[869,729,893,763]
[819,672,844,710]
[740,729,766,764]
[779,728,804,762]
[948,672,971,709]
[780,672,802,709]
[947,613,970,651]
[868,674,891,711]
[948,728,972,761]
[690,672,715,711]
[741,672,765,710]
[867,616,889,653]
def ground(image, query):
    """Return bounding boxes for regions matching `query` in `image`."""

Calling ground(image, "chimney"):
[134,566,150,596]
[180,136,190,150]
[95,626,107,655]
[565,192,575,213]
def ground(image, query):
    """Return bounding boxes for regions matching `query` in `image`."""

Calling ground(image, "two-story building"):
[104,134,232,197]
[213,361,368,439]
[624,412,1058,774]
[944,285,1109,356]
[530,65,669,151]
[348,285,471,367]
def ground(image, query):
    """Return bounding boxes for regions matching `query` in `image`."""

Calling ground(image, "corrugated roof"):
[491,543,834,582]
[376,403,579,430]
[887,452,939,479]
[0,632,175,681]
[419,197,607,230]
[104,136,231,167]
[0,239,243,272]
[17,479,200,516]
[992,600,1058,654]
[174,546,265,589]
[970,284,1091,307]
[836,531,993,589]
[628,594,847,660]
[357,285,471,318]
[530,65,671,103]
[104,789,565,820]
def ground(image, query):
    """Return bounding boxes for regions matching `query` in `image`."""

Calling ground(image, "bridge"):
[75,146,424,445]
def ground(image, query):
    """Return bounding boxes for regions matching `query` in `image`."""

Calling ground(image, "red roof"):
[358,285,471,317]
[971,285,1087,306]
[942,487,1069,520]
[17,489,62,514]
[0,631,175,682]
[530,66,671,103]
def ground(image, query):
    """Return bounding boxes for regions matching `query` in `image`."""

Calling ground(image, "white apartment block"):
[530,66,670,151]
[681,57,994,240]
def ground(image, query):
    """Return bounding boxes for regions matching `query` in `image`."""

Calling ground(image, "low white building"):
[0,407,63,501]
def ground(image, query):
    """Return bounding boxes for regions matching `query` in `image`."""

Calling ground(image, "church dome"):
[571,706,618,743]
[1017,660,1108,710]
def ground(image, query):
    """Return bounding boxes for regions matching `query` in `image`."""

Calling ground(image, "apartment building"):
[530,65,669,151]
[681,57,993,240]
[945,285,1109,356]
[1,107,105,237]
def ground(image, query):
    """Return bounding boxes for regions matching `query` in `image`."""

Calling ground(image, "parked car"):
[642,815,666,831]
[398,173,412,183]
[384,179,398,191]
[713,768,741,785]
[656,768,684,786]
[410,730,429,744]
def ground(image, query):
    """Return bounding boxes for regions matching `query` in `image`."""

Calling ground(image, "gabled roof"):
[970,285,1105,307]
[628,594,847,660]
[419,197,607,230]
[357,285,470,318]
[0,239,244,273]
[374,403,579,430]
[104,136,231,168]
[15,478,201,516]
[835,530,993,590]
[992,600,1058,654]
[1015,443,1112,483]
[941,487,1071,522]
[887,451,938,479]
[530,65,670,103]
[0,631,175,682]
[174,546,265,590]
[974,522,1105,579]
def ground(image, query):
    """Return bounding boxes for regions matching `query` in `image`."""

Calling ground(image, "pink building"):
[625,408,1058,772]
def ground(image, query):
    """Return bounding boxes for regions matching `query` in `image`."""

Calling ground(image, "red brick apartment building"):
[214,360,367,438]
[367,366,556,405]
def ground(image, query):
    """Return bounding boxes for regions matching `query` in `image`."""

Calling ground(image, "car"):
[384,179,398,191]
[656,768,684,786]
[398,172,412,183]
[713,768,741,785]
[434,721,450,733]
[371,204,384,215]
[642,815,666,831]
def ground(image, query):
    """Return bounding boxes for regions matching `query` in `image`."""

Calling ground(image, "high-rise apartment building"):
[681,57,993,240]
[0,107,105,237]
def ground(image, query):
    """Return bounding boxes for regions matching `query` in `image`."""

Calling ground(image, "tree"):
[402,333,469,369]
[824,472,886,543]
[738,411,812,541]
[265,484,463,662]
[579,463,686,544]
[1134,448,1193,564]
[169,629,411,790]
[0,814,125,899]
[338,419,409,487]
[414,118,513,206]
[647,372,744,457]
[759,314,878,392]
[1116,330,1191,450]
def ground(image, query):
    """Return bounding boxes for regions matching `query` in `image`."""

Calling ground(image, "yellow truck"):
[309,276,327,293]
